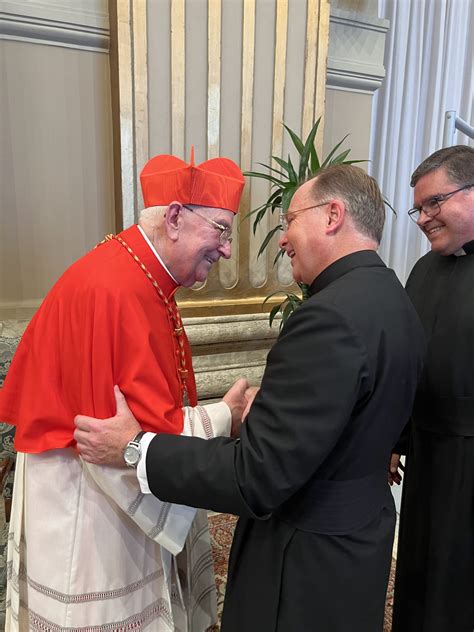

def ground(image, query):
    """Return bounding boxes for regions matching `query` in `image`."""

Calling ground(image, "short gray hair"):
[411,145,474,187]
[311,165,385,244]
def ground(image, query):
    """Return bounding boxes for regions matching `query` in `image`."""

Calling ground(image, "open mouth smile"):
[425,226,443,236]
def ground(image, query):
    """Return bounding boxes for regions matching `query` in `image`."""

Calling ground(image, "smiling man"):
[391,145,474,632]
[75,164,426,632]
[0,150,247,631]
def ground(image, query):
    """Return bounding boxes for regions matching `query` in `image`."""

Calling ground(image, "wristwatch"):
[123,431,146,468]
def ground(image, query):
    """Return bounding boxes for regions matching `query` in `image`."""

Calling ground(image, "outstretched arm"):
[74,378,250,465]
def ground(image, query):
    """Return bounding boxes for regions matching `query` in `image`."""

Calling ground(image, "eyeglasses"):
[182,204,233,244]
[279,201,331,232]
[408,183,474,223]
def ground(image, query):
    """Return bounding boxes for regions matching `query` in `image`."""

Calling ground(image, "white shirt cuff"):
[136,402,232,494]
[137,432,156,494]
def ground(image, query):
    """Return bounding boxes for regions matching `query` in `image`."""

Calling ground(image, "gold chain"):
[100,234,189,402]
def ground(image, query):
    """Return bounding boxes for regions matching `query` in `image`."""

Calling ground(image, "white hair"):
[139,206,168,222]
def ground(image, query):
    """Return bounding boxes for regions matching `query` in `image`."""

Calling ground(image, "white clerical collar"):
[454,240,474,257]
[137,224,178,283]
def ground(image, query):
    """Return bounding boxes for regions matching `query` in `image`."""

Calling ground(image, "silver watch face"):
[124,443,140,467]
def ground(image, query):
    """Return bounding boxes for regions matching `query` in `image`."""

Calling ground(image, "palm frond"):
[245,118,388,327]
[272,157,297,182]
[298,119,320,181]
[310,145,321,175]
[283,124,305,154]
[255,161,288,179]
[243,170,287,187]
[273,248,286,265]
[257,225,282,258]
[320,134,350,168]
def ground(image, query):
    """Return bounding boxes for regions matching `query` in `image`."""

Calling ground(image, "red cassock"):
[0,225,197,453]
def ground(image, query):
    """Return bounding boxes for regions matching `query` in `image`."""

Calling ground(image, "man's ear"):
[325,199,345,234]
[164,202,183,241]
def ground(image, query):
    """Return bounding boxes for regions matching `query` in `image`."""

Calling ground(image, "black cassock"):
[146,251,425,632]
[392,244,474,632]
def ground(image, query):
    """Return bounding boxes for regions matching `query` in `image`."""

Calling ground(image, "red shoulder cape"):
[0,225,197,453]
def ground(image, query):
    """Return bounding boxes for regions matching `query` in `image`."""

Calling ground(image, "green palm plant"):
[244,118,365,327]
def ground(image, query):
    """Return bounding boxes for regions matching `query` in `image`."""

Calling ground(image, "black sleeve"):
[146,302,369,517]
[392,418,411,455]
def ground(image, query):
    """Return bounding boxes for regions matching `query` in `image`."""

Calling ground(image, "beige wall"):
[0,38,114,319]
[323,5,388,168]
[115,0,331,315]
[324,89,374,163]
[0,0,387,321]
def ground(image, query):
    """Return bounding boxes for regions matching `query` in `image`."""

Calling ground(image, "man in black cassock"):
[75,165,425,632]
[390,145,474,632]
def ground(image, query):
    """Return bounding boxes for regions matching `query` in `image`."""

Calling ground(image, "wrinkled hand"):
[223,378,249,437]
[388,453,403,486]
[242,386,259,421]
[74,386,141,466]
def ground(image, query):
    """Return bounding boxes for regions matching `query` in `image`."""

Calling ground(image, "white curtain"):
[370,0,474,284]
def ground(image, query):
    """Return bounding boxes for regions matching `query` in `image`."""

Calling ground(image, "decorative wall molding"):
[327,64,386,94]
[186,313,279,398]
[184,313,279,347]
[112,0,330,316]
[0,0,109,52]
[326,8,388,94]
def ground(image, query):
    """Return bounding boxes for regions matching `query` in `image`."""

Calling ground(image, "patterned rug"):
[208,513,396,631]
